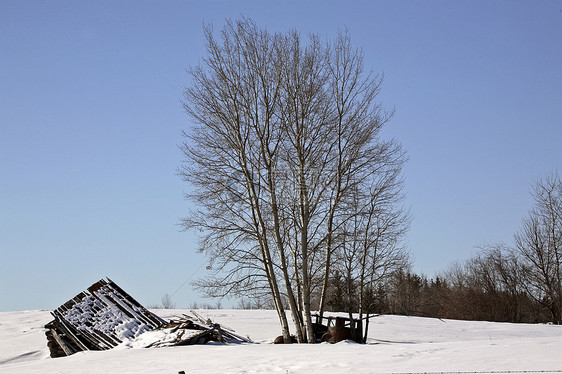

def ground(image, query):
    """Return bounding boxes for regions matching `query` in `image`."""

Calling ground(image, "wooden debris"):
[145,311,252,348]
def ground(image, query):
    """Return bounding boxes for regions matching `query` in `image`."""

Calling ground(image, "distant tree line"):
[322,173,562,324]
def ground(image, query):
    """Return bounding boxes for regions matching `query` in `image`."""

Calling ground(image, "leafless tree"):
[328,157,410,321]
[180,18,408,342]
[180,18,294,342]
[161,294,176,309]
[467,245,527,322]
[434,243,542,322]
[514,172,562,323]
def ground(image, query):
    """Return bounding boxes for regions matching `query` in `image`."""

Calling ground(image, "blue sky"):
[1,0,561,311]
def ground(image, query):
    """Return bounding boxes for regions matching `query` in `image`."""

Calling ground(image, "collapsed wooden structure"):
[45,278,250,358]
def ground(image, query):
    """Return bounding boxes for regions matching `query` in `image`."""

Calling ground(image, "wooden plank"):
[48,328,76,356]
[106,278,165,326]
[53,307,117,351]
[51,312,90,351]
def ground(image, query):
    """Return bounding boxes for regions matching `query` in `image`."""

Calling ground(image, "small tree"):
[161,293,175,309]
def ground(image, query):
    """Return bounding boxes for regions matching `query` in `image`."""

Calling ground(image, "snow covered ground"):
[1,309,561,374]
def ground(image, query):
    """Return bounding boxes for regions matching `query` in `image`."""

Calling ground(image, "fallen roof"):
[46,278,165,357]
[45,278,250,358]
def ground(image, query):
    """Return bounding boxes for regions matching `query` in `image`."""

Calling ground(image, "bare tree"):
[328,155,410,320]
[161,294,176,309]
[180,18,294,342]
[514,172,562,323]
[180,18,408,342]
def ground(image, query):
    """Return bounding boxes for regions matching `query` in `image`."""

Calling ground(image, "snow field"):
[1,309,561,374]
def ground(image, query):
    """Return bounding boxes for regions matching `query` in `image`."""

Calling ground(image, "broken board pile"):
[45,278,250,358]
[141,311,252,348]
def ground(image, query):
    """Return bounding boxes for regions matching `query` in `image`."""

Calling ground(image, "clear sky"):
[1,0,561,312]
